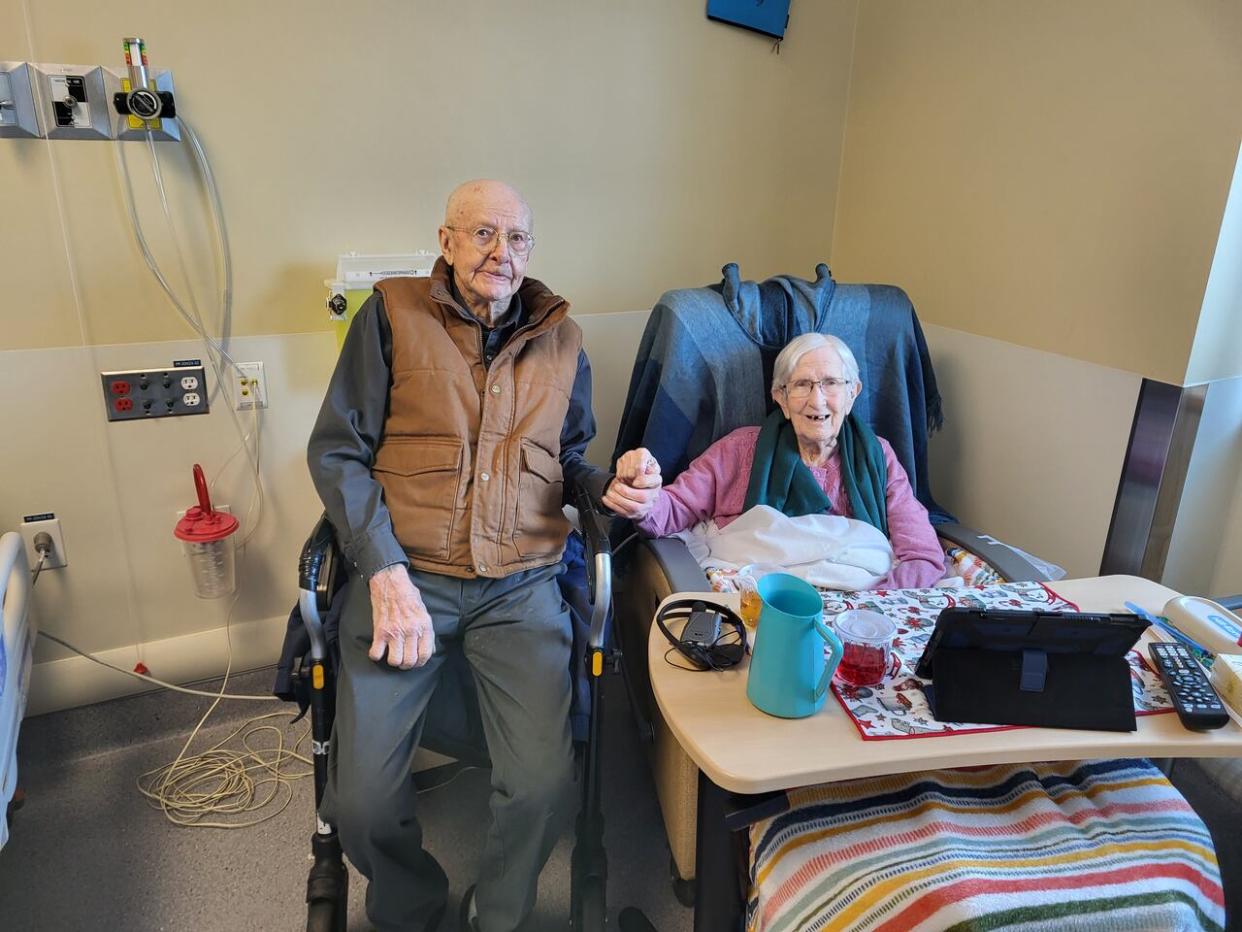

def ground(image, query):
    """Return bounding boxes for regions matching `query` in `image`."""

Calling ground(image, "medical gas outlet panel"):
[0,50,178,141]
[40,64,117,139]
[0,63,39,138]
[101,363,209,422]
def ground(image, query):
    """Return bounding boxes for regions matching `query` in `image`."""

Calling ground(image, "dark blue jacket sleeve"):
[306,293,409,578]
[560,348,614,505]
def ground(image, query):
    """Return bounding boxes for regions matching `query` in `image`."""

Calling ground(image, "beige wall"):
[3,0,859,351]
[832,0,1242,386]
[923,324,1140,579]
[9,0,1241,714]
[1,333,337,713]
[3,1,861,711]
[7,317,649,715]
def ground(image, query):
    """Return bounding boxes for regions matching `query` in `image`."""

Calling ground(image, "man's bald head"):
[444,179,532,231]
[438,179,535,324]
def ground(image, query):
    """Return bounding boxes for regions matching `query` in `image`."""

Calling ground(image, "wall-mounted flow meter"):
[108,67,178,141]
[110,38,178,142]
[1,42,179,143]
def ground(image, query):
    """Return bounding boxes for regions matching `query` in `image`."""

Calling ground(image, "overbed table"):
[646,575,1242,930]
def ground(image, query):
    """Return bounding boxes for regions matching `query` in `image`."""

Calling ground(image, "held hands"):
[367,564,434,669]
[603,447,663,520]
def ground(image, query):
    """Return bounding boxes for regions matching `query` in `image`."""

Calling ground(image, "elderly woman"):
[605,332,945,589]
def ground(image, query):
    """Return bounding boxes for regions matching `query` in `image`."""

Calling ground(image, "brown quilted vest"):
[371,260,581,579]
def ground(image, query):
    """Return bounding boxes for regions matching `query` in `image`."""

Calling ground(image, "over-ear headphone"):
[654,598,749,671]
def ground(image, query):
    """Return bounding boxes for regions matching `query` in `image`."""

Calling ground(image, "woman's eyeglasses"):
[783,377,850,400]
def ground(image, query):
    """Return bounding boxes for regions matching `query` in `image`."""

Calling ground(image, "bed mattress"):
[0,532,33,850]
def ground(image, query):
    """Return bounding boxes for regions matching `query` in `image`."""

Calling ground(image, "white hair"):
[772,332,861,390]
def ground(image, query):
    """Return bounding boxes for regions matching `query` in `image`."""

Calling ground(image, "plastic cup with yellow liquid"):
[735,563,785,628]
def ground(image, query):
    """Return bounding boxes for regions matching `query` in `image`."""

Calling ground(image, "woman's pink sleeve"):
[876,441,946,589]
[634,437,740,538]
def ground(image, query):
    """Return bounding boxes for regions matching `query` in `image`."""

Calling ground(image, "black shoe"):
[458,885,478,931]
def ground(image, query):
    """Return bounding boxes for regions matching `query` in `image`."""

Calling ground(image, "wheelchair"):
[282,484,627,932]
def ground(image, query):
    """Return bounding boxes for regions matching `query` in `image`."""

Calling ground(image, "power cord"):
[135,702,313,829]
[33,629,282,702]
[28,541,467,829]
[30,533,50,586]
[28,537,279,702]
[27,537,312,829]
[135,575,301,829]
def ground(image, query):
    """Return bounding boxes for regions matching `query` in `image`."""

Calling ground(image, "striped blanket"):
[747,759,1224,931]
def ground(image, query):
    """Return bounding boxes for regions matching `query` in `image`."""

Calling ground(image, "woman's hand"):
[603,447,662,519]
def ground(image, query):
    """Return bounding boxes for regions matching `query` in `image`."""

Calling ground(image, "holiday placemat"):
[816,582,1173,739]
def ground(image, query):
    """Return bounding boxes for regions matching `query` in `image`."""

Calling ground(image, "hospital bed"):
[0,531,34,851]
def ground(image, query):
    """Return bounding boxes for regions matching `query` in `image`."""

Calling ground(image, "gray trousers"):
[321,563,576,932]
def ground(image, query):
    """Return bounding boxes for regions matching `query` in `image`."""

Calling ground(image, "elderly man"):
[308,180,656,932]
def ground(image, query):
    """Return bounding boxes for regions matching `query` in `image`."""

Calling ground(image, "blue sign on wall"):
[707,0,792,40]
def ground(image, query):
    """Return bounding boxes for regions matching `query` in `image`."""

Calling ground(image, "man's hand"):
[367,565,434,669]
[603,447,663,520]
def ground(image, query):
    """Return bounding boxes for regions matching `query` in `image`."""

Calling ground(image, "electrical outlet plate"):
[235,361,268,410]
[101,361,209,421]
[20,513,67,570]
[0,62,41,138]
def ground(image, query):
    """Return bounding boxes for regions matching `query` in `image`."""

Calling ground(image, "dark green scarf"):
[742,409,889,537]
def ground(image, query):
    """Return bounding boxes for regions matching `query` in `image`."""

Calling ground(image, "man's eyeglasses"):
[782,377,851,400]
[446,226,536,257]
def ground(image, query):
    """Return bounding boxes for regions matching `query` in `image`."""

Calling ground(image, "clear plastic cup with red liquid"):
[833,609,899,687]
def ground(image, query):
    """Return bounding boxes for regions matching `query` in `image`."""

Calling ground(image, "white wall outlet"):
[180,375,199,390]
[182,391,201,407]
[235,361,267,410]
[20,513,67,570]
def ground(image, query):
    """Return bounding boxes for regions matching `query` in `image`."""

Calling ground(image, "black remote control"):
[1148,641,1230,731]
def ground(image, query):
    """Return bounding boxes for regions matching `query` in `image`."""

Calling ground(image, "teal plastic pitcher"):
[746,573,843,718]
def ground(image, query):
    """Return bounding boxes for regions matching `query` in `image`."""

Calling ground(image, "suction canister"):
[174,464,239,599]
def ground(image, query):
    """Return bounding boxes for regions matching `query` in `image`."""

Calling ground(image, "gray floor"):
[0,667,690,931]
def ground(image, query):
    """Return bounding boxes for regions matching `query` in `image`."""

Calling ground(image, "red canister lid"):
[174,505,239,543]
[173,463,239,542]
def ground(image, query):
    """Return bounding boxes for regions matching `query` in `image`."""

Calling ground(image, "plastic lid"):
[174,505,238,543]
[836,609,896,642]
[173,463,239,542]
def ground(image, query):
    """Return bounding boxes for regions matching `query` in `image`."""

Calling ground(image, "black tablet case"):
[920,609,1148,732]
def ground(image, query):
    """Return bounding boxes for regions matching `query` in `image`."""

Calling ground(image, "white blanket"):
[671,505,894,591]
